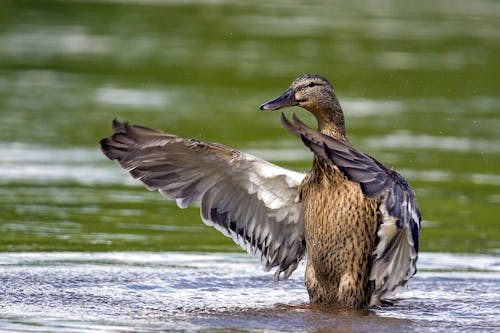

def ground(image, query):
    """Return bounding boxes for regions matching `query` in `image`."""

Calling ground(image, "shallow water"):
[0,252,499,332]
[1,0,499,254]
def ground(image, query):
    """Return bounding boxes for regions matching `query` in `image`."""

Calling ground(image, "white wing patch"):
[370,191,419,306]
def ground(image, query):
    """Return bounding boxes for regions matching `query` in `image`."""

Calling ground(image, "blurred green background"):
[1,0,499,253]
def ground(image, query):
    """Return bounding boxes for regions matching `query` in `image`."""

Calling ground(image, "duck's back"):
[301,157,380,308]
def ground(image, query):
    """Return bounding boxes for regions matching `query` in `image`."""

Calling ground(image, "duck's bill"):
[259,89,297,110]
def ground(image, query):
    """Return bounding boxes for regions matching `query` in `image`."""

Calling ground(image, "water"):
[1,0,499,253]
[0,0,499,331]
[0,252,498,332]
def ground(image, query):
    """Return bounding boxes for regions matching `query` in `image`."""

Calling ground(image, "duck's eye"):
[308,82,316,88]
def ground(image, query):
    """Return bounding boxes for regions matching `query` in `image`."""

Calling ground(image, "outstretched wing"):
[281,113,421,304]
[100,119,306,281]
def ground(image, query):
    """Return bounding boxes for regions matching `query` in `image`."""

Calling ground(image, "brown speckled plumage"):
[302,158,379,308]
[100,74,421,310]
[290,75,381,308]
[261,74,420,309]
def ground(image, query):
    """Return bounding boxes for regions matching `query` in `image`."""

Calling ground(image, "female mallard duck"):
[100,74,421,309]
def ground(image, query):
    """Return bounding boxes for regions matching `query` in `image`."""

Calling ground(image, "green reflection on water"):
[1,0,498,253]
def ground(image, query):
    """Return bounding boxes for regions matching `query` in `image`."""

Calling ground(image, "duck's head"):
[260,74,346,139]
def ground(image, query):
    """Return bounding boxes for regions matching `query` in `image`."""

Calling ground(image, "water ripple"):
[0,252,498,332]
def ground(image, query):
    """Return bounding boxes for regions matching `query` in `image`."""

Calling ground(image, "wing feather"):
[100,119,306,281]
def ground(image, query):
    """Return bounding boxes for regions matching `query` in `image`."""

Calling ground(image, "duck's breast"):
[301,160,379,285]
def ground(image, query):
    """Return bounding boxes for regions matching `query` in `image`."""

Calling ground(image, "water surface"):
[1,252,499,332]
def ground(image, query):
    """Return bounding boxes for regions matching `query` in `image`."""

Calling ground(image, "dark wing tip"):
[99,136,120,161]
[291,113,307,129]
[280,113,300,137]
[100,118,131,161]
[111,118,129,132]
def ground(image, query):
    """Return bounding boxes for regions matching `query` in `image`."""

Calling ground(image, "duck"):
[100,74,421,309]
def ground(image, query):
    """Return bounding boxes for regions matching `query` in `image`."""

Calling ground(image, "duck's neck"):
[313,105,348,143]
